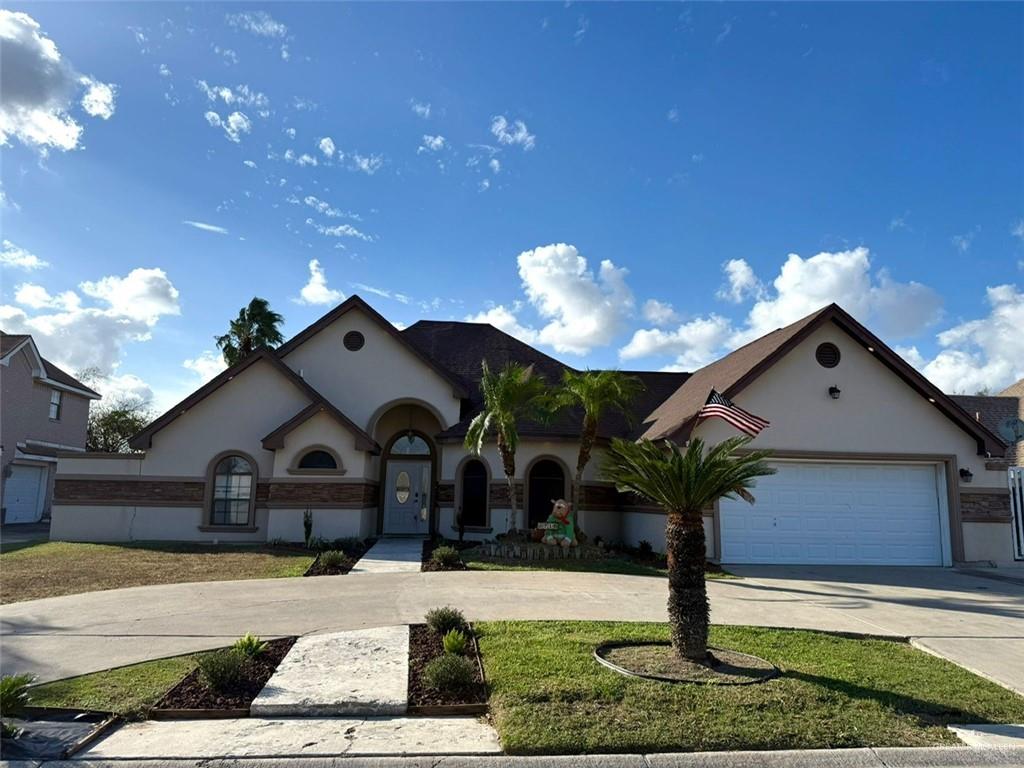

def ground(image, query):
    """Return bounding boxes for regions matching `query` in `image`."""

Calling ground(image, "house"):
[1,333,101,524]
[52,297,1019,566]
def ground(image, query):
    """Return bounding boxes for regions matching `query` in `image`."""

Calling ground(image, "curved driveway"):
[2,566,1022,695]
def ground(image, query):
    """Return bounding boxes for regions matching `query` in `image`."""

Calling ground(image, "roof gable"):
[0,331,101,398]
[262,402,379,452]
[641,303,1006,457]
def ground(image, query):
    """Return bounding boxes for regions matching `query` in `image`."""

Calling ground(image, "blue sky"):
[1,2,1021,411]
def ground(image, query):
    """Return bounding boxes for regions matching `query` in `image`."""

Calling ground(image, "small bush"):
[307,536,329,552]
[423,654,475,693]
[197,650,247,692]
[0,673,34,731]
[425,605,467,636]
[320,550,347,568]
[638,540,654,556]
[303,509,314,547]
[442,629,468,655]
[332,537,364,554]
[431,545,462,568]
[232,632,268,658]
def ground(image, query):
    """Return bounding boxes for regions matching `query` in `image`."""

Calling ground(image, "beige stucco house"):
[1,333,101,524]
[52,297,1021,567]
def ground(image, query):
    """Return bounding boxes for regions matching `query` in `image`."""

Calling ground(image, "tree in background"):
[602,436,774,662]
[464,361,551,533]
[215,297,285,366]
[76,368,154,452]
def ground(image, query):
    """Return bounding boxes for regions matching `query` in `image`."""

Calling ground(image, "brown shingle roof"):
[1,331,101,397]
[0,332,30,358]
[1000,378,1024,398]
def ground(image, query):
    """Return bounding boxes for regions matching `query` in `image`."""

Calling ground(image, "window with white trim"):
[211,455,254,526]
[49,389,62,420]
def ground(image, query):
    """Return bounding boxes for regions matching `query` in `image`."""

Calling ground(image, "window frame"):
[287,444,346,475]
[49,389,62,420]
[202,450,259,530]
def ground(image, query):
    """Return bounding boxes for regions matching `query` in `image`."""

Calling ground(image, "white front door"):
[719,461,943,565]
[3,464,47,524]
[383,460,431,536]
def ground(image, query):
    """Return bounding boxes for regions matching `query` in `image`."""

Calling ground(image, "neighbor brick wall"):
[960,490,1011,522]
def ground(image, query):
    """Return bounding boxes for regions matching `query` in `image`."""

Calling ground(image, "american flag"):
[697,389,770,437]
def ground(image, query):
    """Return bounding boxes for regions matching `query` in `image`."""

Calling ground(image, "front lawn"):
[477,621,1024,754]
[0,542,314,603]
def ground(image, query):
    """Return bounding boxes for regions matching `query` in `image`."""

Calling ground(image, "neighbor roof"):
[640,304,1006,458]
[1,331,102,398]
[1000,378,1024,398]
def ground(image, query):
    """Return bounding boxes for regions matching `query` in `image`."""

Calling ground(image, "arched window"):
[460,459,488,528]
[298,449,338,470]
[389,434,430,455]
[527,459,566,528]
[211,455,254,526]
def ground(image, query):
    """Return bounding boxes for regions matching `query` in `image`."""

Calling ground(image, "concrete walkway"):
[2,567,1022,695]
[350,538,425,574]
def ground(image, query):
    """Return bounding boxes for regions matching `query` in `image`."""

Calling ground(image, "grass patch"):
[0,542,314,603]
[465,555,735,579]
[477,621,1024,754]
[30,655,201,717]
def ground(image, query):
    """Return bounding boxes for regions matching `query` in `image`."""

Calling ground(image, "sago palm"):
[602,435,774,662]
[464,361,551,532]
[556,369,643,530]
[215,297,285,366]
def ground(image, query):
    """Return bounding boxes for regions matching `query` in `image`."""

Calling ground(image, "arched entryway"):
[373,402,442,536]
[526,458,568,528]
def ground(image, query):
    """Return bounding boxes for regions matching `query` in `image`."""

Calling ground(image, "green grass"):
[477,621,1024,755]
[464,555,736,579]
[1,542,314,603]
[30,654,203,717]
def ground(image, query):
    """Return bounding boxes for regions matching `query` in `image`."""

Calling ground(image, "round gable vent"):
[343,330,365,351]
[815,342,841,368]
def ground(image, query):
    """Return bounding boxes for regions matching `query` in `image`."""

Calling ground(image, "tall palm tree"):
[464,361,551,532]
[602,435,774,662]
[556,369,644,530]
[215,298,285,366]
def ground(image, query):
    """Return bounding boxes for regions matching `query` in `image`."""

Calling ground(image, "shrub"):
[423,654,475,693]
[303,509,314,547]
[320,550,347,568]
[442,629,468,655]
[332,537,364,555]
[197,650,247,692]
[431,545,462,569]
[1,673,34,736]
[638,540,654,556]
[425,606,467,636]
[231,632,268,658]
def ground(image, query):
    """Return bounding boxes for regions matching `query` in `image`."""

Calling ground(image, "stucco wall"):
[962,521,1018,566]
[51,505,269,542]
[280,308,462,432]
[266,507,376,542]
[271,410,371,479]
[621,512,716,558]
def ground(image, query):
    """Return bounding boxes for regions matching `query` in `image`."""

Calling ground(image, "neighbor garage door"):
[2,464,47,524]
[719,462,943,565]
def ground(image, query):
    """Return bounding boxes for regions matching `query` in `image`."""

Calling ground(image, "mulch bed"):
[407,624,487,708]
[596,641,778,685]
[304,552,359,576]
[154,637,295,712]
[420,539,471,571]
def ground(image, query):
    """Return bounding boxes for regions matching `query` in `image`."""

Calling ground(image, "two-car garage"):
[719,461,947,566]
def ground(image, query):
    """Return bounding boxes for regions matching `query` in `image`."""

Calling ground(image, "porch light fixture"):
[959,468,973,483]
[828,386,841,400]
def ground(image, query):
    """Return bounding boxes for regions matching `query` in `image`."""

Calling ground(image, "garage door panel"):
[720,461,943,566]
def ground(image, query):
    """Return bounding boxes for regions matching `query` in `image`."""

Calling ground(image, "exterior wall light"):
[959,468,973,483]
[828,386,841,400]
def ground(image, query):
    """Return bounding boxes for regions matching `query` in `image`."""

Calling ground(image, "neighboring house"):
[53,297,1019,566]
[1,333,101,524]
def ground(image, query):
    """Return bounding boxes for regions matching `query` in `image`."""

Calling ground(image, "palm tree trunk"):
[497,437,519,532]
[665,509,709,662]
[572,417,596,538]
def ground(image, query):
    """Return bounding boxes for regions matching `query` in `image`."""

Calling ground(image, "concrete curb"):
[5,746,1024,768]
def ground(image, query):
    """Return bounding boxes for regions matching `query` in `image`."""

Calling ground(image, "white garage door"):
[720,462,943,565]
[2,464,47,524]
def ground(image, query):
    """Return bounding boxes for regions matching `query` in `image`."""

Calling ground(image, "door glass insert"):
[395,470,411,503]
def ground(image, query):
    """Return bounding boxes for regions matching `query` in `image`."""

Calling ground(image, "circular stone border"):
[593,640,780,686]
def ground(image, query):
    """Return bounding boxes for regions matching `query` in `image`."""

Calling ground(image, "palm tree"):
[215,298,285,366]
[602,435,774,662]
[464,361,551,532]
[556,370,644,531]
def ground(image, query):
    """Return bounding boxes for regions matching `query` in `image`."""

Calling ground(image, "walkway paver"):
[77,715,502,759]
[350,538,424,574]
[251,626,409,716]
[948,724,1024,748]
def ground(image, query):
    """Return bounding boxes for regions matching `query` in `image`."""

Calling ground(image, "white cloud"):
[667,107,680,123]
[197,81,269,114]
[478,179,491,192]
[183,220,228,235]
[318,136,335,158]
[93,372,154,405]
[284,148,317,166]
[1,239,48,270]
[0,267,180,374]
[213,45,238,65]
[418,134,445,153]
[226,11,287,38]
[691,153,704,163]
[182,350,227,384]
[717,258,762,303]
[295,259,344,306]
[14,283,80,311]
[489,158,501,174]
[889,211,911,231]
[517,243,634,355]
[1011,219,1024,242]
[204,110,251,142]
[620,314,732,368]
[351,283,411,304]
[303,195,358,219]
[641,299,679,327]
[464,304,539,345]
[912,284,1024,394]
[305,218,372,241]
[951,228,978,253]
[284,127,296,139]
[490,115,535,151]
[410,100,431,119]
[243,159,256,168]
[158,63,172,77]
[280,44,290,61]
[715,21,733,45]
[0,10,117,151]
[350,152,383,175]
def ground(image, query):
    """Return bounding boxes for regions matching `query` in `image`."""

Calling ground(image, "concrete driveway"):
[2,566,1022,695]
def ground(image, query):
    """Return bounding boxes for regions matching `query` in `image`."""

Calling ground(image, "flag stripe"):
[696,389,770,437]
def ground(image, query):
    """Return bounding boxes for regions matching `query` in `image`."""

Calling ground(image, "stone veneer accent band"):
[960,489,1012,523]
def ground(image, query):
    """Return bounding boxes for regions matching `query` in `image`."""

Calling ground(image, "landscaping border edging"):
[594,640,780,686]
